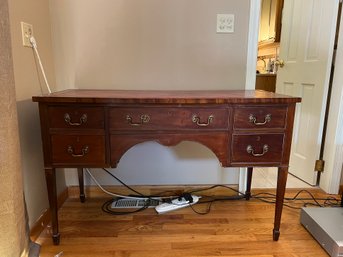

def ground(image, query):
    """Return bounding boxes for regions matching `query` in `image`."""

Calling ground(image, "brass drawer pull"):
[67,145,89,157]
[192,114,214,127]
[64,113,87,126]
[246,144,269,157]
[249,113,271,125]
[126,114,150,126]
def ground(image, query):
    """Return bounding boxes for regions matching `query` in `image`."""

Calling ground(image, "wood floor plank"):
[36,188,334,257]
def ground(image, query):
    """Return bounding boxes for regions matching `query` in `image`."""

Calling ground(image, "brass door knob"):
[274,59,285,68]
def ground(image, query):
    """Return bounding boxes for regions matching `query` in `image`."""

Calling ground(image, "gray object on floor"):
[300,207,343,257]
[28,241,40,257]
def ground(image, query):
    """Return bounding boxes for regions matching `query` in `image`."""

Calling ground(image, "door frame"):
[320,7,343,194]
[242,0,343,194]
[239,0,261,193]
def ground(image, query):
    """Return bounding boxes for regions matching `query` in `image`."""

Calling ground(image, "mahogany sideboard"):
[32,89,301,245]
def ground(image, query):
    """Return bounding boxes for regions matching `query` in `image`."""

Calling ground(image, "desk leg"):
[78,168,85,203]
[45,167,60,245]
[273,166,288,241]
[245,167,253,200]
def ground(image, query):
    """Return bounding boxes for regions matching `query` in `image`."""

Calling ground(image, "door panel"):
[276,0,339,184]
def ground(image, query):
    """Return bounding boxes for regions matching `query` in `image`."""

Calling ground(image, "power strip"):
[155,195,200,214]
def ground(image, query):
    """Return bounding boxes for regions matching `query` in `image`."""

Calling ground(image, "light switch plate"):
[216,14,234,33]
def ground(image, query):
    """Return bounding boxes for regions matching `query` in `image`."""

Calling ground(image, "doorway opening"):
[252,0,343,192]
[255,0,283,93]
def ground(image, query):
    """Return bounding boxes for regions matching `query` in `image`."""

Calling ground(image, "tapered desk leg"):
[273,166,288,241]
[45,167,60,245]
[245,167,253,200]
[78,168,85,203]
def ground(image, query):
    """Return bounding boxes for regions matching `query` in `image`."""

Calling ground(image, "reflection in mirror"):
[258,0,283,45]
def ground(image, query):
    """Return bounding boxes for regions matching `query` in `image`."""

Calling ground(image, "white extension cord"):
[29,36,52,94]
[84,168,150,200]
[84,168,173,201]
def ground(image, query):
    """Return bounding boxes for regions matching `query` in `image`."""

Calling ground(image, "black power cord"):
[98,169,248,215]
[102,168,146,197]
[252,190,342,209]
[102,168,179,199]
[90,169,342,215]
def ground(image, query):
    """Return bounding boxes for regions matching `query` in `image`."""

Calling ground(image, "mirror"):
[258,0,283,45]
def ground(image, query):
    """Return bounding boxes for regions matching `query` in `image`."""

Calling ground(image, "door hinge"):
[314,159,325,172]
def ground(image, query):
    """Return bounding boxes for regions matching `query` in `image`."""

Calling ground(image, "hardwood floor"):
[36,187,333,257]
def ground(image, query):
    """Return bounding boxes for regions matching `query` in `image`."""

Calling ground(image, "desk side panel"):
[38,103,53,167]
[281,103,297,166]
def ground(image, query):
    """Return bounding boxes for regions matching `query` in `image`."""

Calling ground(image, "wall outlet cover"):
[21,22,33,47]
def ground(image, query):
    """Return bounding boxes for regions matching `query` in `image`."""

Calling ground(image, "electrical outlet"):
[216,14,234,33]
[21,22,33,47]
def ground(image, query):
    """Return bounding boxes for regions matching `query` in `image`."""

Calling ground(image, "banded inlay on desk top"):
[32,89,301,104]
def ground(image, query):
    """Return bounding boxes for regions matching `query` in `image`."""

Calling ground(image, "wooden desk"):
[32,89,301,245]
[255,74,276,92]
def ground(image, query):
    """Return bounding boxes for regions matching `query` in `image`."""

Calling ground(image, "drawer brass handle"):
[246,144,269,157]
[249,113,271,125]
[192,114,214,127]
[67,145,89,157]
[126,114,150,126]
[64,113,88,126]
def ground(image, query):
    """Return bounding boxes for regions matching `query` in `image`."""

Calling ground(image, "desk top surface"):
[32,89,301,104]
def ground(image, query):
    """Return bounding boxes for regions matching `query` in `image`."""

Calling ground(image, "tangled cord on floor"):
[90,168,342,215]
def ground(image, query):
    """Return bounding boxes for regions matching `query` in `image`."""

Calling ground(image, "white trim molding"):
[321,7,343,194]
[240,0,261,191]
[245,0,261,90]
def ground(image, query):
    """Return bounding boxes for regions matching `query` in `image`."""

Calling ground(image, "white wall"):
[8,0,66,227]
[69,142,238,186]
[49,0,251,186]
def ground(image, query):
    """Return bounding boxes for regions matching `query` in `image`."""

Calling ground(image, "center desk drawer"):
[51,135,105,165]
[109,107,228,130]
[48,107,104,129]
[231,134,284,163]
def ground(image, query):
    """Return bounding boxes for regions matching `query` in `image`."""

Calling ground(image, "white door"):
[275,0,339,185]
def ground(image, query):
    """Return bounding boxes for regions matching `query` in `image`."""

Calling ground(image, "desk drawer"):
[233,106,287,129]
[109,107,228,130]
[48,107,104,129]
[231,134,284,163]
[51,135,105,165]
